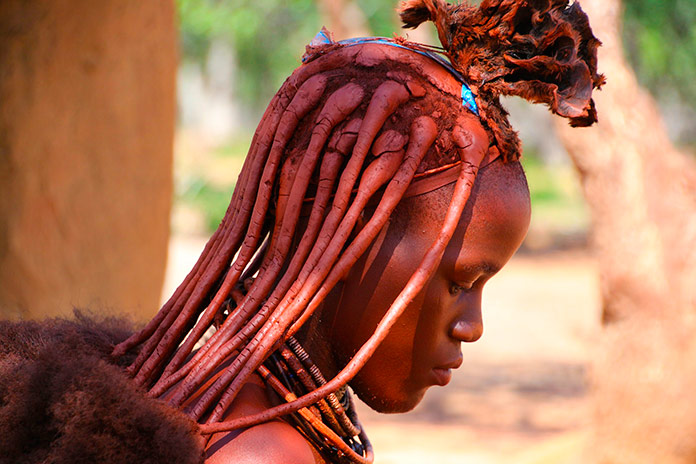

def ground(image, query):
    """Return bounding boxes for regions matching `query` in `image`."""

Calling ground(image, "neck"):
[293,298,342,384]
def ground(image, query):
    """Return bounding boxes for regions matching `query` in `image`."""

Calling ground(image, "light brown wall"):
[0,0,177,321]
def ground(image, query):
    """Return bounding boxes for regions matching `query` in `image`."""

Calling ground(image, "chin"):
[352,383,427,414]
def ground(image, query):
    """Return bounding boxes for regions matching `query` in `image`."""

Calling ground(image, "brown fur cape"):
[0,313,204,464]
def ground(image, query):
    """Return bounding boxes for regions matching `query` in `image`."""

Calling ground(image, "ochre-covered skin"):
[103,1,601,463]
[312,160,530,414]
[205,160,530,464]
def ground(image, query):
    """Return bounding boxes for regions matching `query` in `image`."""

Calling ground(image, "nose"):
[451,319,483,342]
[450,297,483,342]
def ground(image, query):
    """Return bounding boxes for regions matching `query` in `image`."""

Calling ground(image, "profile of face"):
[316,158,531,413]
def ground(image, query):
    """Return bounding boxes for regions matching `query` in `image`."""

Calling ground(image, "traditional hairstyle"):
[112,1,602,462]
[402,0,605,155]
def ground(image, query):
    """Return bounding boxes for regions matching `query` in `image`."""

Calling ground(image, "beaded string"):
[261,336,371,464]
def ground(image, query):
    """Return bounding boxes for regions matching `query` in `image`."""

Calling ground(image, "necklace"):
[259,336,373,464]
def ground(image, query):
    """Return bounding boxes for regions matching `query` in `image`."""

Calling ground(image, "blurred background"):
[165,2,696,463]
[1,0,695,462]
[169,0,695,244]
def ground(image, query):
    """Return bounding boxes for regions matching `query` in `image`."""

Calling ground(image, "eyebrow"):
[454,261,502,279]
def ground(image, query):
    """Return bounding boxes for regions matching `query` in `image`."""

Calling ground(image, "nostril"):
[451,320,483,342]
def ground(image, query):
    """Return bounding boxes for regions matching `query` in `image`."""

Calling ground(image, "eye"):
[449,281,472,295]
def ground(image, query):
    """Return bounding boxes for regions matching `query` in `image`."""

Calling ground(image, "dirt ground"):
[163,237,601,464]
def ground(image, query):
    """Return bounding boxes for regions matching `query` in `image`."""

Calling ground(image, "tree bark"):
[316,0,370,40]
[553,0,696,461]
[0,0,177,322]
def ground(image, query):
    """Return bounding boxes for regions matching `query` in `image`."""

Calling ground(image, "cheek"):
[350,292,431,411]
[333,270,427,364]
[374,289,430,360]
[412,282,449,344]
[332,233,431,350]
[409,281,452,365]
[358,279,447,383]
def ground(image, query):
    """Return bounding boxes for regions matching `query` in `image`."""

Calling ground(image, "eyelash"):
[449,282,472,295]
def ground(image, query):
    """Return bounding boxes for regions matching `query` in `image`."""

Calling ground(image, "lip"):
[431,367,453,386]
[431,356,463,386]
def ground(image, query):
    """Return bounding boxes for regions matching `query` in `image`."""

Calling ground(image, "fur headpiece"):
[401,0,605,156]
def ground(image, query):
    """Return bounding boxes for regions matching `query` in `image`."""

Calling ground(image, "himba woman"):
[0,1,603,463]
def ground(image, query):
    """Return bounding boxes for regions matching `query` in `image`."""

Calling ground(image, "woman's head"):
[118,39,505,422]
[314,158,530,413]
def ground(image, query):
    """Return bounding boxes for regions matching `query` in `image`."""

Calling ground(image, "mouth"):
[431,356,463,386]
[431,368,453,386]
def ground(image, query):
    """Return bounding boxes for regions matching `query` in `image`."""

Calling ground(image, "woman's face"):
[319,160,531,413]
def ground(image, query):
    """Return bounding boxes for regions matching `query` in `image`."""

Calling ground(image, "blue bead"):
[461,84,479,115]
[304,31,480,117]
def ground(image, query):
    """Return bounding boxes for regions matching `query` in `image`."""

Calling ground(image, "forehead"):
[390,160,531,266]
[396,159,528,221]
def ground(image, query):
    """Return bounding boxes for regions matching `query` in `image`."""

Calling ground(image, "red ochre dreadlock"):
[112,0,601,461]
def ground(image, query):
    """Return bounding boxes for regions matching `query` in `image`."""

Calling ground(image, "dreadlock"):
[111,1,601,462]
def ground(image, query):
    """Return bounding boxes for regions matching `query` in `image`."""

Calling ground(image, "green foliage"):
[177,0,322,109]
[174,133,250,233]
[355,0,399,37]
[623,0,696,106]
[177,0,696,114]
[178,177,233,232]
[521,152,589,234]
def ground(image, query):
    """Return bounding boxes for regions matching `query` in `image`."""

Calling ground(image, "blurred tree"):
[177,0,321,113]
[0,0,176,321]
[553,0,696,462]
[623,0,696,146]
[623,0,696,105]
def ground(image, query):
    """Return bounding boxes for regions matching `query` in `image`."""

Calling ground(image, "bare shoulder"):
[205,420,319,464]
[200,375,323,464]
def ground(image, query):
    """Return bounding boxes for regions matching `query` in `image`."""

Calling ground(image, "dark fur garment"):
[400,0,605,159]
[0,313,204,464]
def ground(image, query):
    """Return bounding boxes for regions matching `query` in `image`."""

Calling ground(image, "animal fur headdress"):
[400,0,605,156]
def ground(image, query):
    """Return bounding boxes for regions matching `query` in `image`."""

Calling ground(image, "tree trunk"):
[0,0,177,322]
[316,0,370,40]
[553,0,696,461]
